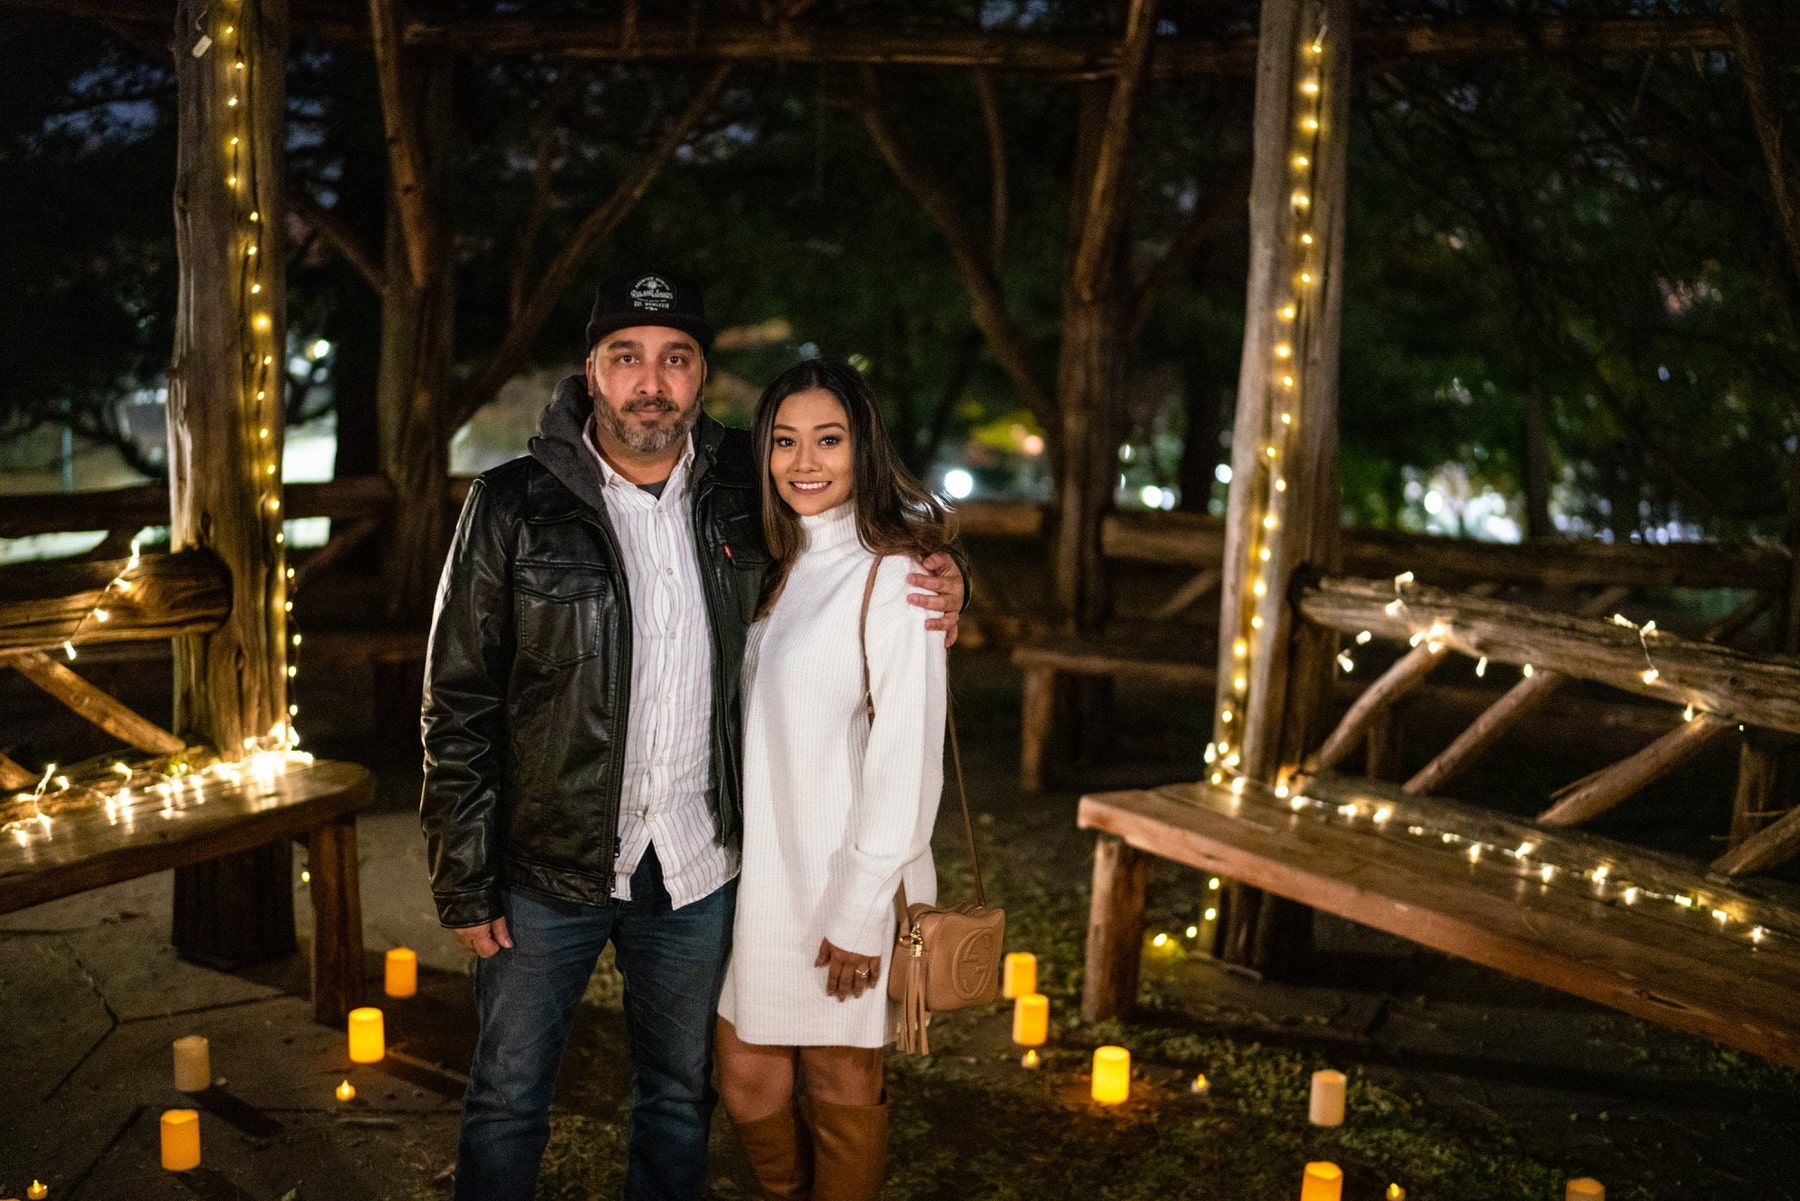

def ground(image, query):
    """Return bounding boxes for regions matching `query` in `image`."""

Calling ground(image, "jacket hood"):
[528,374,729,512]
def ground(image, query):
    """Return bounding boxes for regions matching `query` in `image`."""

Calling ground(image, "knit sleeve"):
[822,556,949,956]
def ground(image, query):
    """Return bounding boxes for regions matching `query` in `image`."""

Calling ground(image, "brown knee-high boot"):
[731,1098,812,1200]
[805,1095,888,1201]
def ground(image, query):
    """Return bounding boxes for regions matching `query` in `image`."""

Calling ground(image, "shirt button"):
[665,567,675,577]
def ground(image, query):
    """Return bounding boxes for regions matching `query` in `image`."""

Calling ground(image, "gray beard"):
[592,394,699,455]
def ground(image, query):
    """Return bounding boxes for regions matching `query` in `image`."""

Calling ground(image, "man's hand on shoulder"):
[908,551,966,648]
[451,916,513,959]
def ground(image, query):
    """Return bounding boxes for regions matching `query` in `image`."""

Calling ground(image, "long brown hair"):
[752,358,955,619]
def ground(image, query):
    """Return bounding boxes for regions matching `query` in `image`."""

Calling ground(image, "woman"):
[716,358,952,1201]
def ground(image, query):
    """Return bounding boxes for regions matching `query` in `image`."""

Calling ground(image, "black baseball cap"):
[585,269,715,351]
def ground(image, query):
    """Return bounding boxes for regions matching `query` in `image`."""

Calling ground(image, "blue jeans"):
[454,849,736,1201]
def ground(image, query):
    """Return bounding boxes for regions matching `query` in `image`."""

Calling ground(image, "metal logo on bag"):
[630,275,676,312]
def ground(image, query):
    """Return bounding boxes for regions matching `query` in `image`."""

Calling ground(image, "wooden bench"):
[1078,773,1800,1069]
[1011,632,1215,791]
[0,758,375,1024]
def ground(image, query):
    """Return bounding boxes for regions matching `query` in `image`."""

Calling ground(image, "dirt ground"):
[2,639,1798,1200]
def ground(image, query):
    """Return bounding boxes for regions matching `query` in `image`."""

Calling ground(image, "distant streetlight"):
[308,338,332,360]
[943,469,974,500]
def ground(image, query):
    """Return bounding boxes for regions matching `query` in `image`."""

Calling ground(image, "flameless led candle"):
[336,1079,356,1102]
[28,1181,49,1200]
[347,1006,385,1064]
[172,1035,210,1092]
[1566,1180,1604,1201]
[160,1109,201,1171]
[385,947,418,998]
[1299,1162,1343,1201]
[1309,1069,1346,1126]
[1012,994,1048,1046]
[1002,952,1037,999]
[1091,1046,1130,1104]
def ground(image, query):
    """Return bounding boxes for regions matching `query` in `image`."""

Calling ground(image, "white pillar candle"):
[1308,1068,1346,1126]
[172,1035,210,1093]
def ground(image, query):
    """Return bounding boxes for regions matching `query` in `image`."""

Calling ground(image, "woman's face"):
[769,387,854,516]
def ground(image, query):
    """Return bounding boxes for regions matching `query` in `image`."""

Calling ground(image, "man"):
[420,269,964,1201]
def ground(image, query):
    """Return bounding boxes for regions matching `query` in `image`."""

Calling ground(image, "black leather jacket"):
[420,376,768,928]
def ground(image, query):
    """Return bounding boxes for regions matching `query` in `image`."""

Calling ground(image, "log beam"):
[0,754,34,792]
[1537,714,1734,827]
[2,2,1773,72]
[1305,643,1445,774]
[0,551,231,655]
[1405,667,1565,795]
[1714,802,1800,877]
[1401,585,1631,796]
[6,650,185,754]
[1300,577,1800,736]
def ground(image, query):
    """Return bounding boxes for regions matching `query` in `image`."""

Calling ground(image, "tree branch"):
[368,0,437,290]
[856,68,1054,428]
[508,68,576,322]
[971,69,1008,270]
[1069,0,1158,303]
[289,189,384,294]
[1126,162,1251,340]
[453,64,732,427]
[1724,0,1800,296]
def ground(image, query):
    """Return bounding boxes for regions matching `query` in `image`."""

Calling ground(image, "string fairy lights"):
[1170,770,1794,962]
[2,734,314,848]
[60,539,144,662]
[1211,20,1333,788]
[212,0,299,735]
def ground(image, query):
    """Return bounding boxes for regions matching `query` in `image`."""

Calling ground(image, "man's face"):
[584,325,706,456]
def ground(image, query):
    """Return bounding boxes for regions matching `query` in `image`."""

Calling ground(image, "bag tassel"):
[894,928,930,1055]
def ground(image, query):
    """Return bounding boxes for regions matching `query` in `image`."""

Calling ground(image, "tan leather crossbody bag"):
[856,558,1004,1055]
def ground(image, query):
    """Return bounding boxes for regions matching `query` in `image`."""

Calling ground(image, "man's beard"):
[593,393,699,455]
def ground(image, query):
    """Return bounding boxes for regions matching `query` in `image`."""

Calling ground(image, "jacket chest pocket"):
[514,561,611,668]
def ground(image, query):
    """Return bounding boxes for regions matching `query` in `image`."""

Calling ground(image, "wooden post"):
[169,0,295,967]
[1052,0,1159,635]
[371,17,457,623]
[1081,833,1148,1022]
[307,814,366,1023]
[1207,0,1351,978]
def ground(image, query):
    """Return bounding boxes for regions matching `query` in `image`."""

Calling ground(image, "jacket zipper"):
[577,507,632,884]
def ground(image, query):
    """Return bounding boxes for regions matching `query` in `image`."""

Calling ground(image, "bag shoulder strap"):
[858,556,987,912]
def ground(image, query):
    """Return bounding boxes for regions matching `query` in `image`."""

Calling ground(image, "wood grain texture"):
[1538,715,1735,827]
[1305,644,1444,773]
[170,0,289,754]
[1300,576,1800,735]
[1715,802,1800,876]
[8,650,184,754]
[0,551,229,653]
[1081,833,1148,1023]
[308,814,366,1023]
[1079,778,1800,1068]
[1404,667,1566,795]
[0,759,373,914]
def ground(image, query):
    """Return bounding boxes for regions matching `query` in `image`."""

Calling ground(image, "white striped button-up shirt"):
[585,418,739,908]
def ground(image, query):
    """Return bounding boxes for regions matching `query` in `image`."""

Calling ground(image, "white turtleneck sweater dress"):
[717,502,947,1048]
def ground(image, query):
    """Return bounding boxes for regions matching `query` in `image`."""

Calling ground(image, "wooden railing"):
[0,550,230,789]
[1296,575,1800,878]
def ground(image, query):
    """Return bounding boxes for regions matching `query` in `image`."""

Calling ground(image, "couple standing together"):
[419,270,965,1201]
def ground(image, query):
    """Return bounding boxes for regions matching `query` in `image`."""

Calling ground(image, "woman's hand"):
[816,938,881,1001]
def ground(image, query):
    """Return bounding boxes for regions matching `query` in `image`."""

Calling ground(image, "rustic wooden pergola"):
[4,0,1800,1057]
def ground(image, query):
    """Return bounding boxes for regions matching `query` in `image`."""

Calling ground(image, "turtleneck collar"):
[800,501,861,552]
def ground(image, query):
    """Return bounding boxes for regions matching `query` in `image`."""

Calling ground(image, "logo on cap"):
[630,275,676,312]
